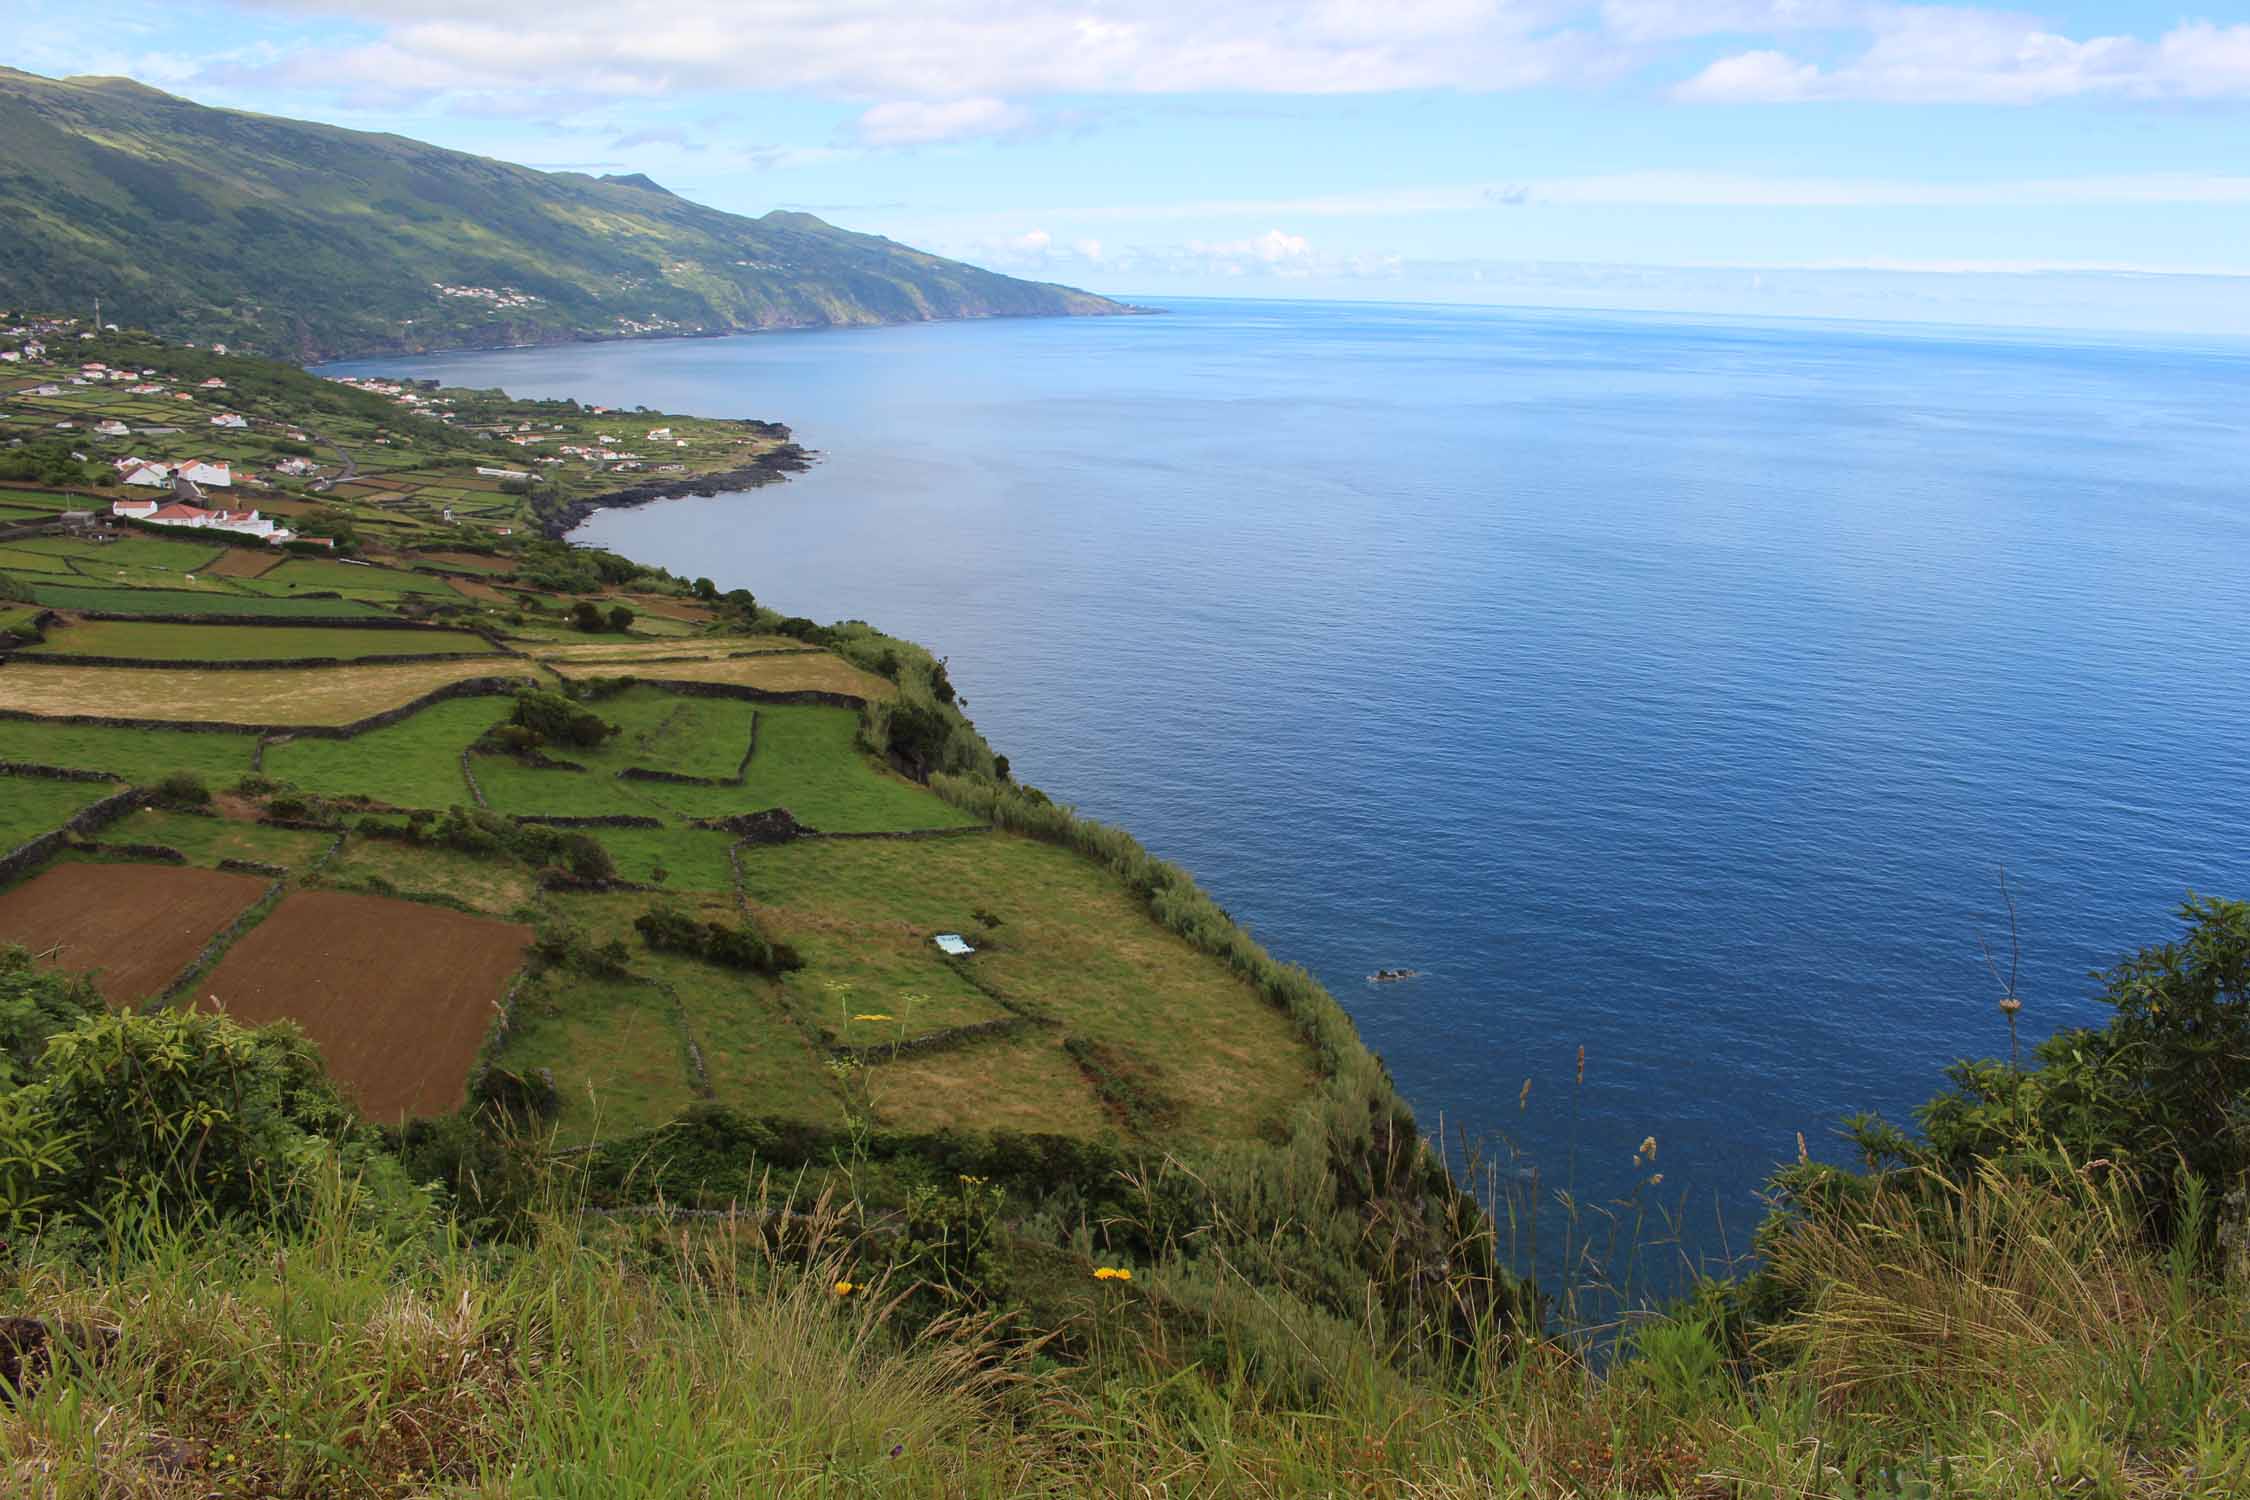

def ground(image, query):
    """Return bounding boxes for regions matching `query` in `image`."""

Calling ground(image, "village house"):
[210,413,248,429]
[94,420,130,437]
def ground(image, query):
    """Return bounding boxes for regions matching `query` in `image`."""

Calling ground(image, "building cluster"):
[109,491,329,546]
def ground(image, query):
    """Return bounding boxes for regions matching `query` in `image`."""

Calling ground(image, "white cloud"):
[1678,14,2250,103]
[855,96,1031,146]
[1188,229,1315,265]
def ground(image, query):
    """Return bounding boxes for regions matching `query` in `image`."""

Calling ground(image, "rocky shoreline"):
[538,438,815,540]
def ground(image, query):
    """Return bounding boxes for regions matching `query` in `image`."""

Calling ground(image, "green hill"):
[0,67,1131,360]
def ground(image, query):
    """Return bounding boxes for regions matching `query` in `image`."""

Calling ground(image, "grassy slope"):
[0,67,1128,359]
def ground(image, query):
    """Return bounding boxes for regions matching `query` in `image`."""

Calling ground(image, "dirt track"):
[201,889,531,1120]
[0,863,269,1003]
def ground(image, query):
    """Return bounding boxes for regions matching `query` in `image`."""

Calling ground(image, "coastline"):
[535,437,815,541]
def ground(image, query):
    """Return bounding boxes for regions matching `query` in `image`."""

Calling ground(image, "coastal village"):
[0,312,797,556]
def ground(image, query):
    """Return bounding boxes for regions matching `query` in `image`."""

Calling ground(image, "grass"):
[471,696,966,833]
[317,837,542,917]
[740,833,1321,1145]
[548,651,896,701]
[0,772,120,852]
[0,658,530,726]
[492,971,704,1141]
[0,546,77,574]
[18,583,387,617]
[590,823,741,893]
[724,704,976,833]
[259,558,464,598]
[10,535,230,571]
[91,805,336,867]
[264,696,513,808]
[547,890,845,1125]
[0,717,256,780]
[25,620,498,662]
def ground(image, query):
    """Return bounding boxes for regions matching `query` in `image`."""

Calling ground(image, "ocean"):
[335,296,2250,1284]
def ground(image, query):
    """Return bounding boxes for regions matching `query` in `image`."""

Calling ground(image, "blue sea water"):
[337,297,2250,1282]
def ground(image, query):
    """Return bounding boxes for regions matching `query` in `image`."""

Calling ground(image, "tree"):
[571,599,605,632]
[607,604,635,633]
[692,577,718,601]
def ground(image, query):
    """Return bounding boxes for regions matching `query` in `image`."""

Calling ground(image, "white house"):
[177,459,232,487]
[118,460,173,489]
[111,497,161,518]
[209,413,247,429]
[199,377,226,389]
[645,427,672,439]
[94,420,130,437]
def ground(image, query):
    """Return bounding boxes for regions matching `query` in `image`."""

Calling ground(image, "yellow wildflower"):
[853,1013,895,1022]
[833,1280,855,1296]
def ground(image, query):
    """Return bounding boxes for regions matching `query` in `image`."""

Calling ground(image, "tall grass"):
[6,1160,2246,1496]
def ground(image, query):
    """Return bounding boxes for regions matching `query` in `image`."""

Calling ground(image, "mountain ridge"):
[0,67,1132,361]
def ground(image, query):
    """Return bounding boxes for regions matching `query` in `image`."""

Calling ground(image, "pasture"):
[20,583,386,617]
[0,773,126,852]
[0,862,268,1004]
[547,652,893,700]
[490,972,705,1141]
[199,889,533,1120]
[0,717,256,780]
[0,657,530,725]
[97,806,337,868]
[738,832,1320,1145]
[26,620,499,662]
[260,558,463,598]
[264,695,510,807]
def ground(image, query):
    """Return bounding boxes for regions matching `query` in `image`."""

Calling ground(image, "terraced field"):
[27,620,499,661]
[0,657,530,725]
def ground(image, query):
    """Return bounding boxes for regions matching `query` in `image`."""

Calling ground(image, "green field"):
[0,546,77,574]
[264,696,510,807]
[577,824,733,893]
[259,558,463,598]
[10,535,231,571]
[316,837,542,916]
[0,772,122,853]
[0,489,86,512]
[489,972,707,1142]
[727,706,976,833]
[739,833,1319,1143]
[93,805,335,867]
[0,717,257,780]
[540,889,844,1123]
[27,619,497,662]
[21,583,386,617]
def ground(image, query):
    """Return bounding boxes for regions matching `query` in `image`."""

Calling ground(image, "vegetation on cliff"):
[0,67,1131,361]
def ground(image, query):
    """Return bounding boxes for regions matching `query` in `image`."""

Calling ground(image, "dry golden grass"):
[551,651,893,700]
[0,657,531,726]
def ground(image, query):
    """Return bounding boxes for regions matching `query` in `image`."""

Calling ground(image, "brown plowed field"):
[0,863,269,1003]
[200,890,531,1120]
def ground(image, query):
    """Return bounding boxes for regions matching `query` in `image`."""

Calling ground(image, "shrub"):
[511,687,616,748]
[571,600,605,632]
[152,770,211,808]
[634,902,803,975]
[607,604,635,633]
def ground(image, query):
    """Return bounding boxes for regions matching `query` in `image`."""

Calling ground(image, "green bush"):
[511,688,616,749]
[633,901,803,975]
[152,769,211,808]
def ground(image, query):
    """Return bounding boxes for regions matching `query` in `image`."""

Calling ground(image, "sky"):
[10,0,2250,333]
